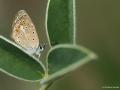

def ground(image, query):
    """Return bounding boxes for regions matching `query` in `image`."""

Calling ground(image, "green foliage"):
[0,36,45,81]
[0,0,97,89]
[41,44,96,84]
[47,0,75,45]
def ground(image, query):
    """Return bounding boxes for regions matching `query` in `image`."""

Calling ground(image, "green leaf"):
[46,0,75,45]
[0,36,45,81]
[40,44,97,84]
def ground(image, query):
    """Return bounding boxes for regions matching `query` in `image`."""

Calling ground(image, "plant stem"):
[39,84,49,90]
[39,82,53,90]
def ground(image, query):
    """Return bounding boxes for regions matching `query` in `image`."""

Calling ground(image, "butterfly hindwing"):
[12,10,39,54]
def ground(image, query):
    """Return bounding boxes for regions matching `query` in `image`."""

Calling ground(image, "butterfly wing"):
[12,10,39,54]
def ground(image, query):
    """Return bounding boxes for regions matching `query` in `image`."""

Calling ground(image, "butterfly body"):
[12,10,43,57]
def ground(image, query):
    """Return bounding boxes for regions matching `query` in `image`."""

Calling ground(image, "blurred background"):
[0,0,120,90]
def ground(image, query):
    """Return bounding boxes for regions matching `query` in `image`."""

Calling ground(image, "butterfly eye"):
[39,46,44,51]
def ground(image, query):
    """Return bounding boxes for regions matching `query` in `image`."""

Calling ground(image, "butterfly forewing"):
[12,10,39,54]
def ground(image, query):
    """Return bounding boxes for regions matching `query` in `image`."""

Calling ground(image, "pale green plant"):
[0,0,97,90]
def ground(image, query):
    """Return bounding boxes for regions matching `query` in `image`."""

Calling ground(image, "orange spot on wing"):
[15,29,19,32]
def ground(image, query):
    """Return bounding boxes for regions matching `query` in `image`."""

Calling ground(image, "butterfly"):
[11,10,44,58]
